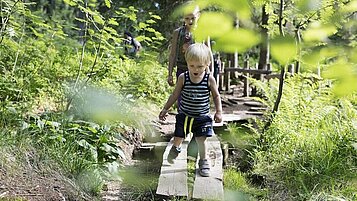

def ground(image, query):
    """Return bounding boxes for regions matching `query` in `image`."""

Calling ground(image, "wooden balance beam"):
[156,135,224,200]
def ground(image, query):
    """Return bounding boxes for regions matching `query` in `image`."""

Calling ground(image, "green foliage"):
[96,58,170,105]
[253,75,357,200]
[224,168,266,201]
[270,35,297,66]
[215,29,261,53]
[221,123,258,149]
[23,113,125,166]
[0,2,169,197]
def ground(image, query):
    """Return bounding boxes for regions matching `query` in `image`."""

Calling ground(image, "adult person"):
[167,3,214,88]
[123,31,141,58]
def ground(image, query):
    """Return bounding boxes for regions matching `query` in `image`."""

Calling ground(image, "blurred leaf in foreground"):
[214,29,260,53]
[270,35,297,66]
[323,61,357,97]
[194,12,233,42]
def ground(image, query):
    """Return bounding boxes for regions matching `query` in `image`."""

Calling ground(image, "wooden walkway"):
[156,135,224,200]
[153,95,267,200]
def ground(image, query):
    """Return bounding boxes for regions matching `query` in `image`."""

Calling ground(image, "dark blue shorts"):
[174,113,213,138]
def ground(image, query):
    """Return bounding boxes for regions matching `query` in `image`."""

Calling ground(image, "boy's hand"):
[214,112,222,123]
[167,75,174,86]
[159,109,169,121]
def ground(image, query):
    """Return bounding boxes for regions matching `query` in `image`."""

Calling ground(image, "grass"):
[252,75,357,200]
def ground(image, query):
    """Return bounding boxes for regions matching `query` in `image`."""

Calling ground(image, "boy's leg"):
[195,136,207,160]
[192,114,213,177]
[167,137,184,163]
[187,138,198,159]
[168,113,186,163]
[195,136,210,177]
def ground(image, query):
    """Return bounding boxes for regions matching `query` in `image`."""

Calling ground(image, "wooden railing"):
[218,61,296,96]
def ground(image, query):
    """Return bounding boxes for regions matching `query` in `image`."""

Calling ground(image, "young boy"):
[159,43,222,177]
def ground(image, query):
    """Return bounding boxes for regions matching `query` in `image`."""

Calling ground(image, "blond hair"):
[178,1,200,17]
[185,43,211,65]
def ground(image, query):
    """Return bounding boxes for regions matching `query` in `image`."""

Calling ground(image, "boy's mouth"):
[193,73,198,76]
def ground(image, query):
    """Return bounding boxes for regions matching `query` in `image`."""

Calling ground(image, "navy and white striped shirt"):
[179,71,210,117]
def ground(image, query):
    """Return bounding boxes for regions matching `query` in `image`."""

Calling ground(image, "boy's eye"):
[185,17,196,20]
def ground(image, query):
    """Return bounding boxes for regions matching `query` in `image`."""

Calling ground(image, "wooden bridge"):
[156,134,224,200]
[152,61,275,200]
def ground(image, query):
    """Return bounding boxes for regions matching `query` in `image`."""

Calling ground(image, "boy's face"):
[187,60,208,78]
[184,13,199,28]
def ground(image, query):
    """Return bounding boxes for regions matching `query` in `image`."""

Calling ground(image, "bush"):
[253,75,357,200]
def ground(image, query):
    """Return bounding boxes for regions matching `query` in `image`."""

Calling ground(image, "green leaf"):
[342,0,357,12]
[86,126,98,134]
[297,0,322,12]
[146,19,156,24]
[151,14,161,20]
[301,47,340,70]
[139,22,148,29]
[93,15,105,25]
[194,12,233,41]
[270,35,297,65]
[63,0,77,6]
[108,18,118,26]
[197,0,251,19]
[214,29,260,53]
[323,61,357,97]
[104,0,111,8]
[146,28,156,33]
[303,22,337,42]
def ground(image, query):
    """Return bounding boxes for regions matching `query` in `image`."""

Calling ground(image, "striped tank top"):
[179,71,210,117]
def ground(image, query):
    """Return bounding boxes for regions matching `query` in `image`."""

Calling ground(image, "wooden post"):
[288,64,294,76]
[224,61,231,92]
[243,60,250,97]
[222,143,229,167]
[219,62,225,91]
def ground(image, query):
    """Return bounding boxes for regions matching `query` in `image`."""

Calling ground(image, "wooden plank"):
[141,142,168,147]
[245,111,264,116]
[192,135,224,200]
[156,138,189,197]
[249,107,267,111]
[222,113,255,122]
[243,101,264,107]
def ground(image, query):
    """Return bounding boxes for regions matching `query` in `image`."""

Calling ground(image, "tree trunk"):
[295,28,301,73]
[257,5,269,76]
[252,4,269,96]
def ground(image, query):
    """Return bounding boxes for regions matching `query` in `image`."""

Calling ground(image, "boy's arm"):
[159,74,184,121]
[168,28,180,86]
[208,75,222,123]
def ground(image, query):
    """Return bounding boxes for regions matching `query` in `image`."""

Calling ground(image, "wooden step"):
[249,107,268,111]
[222,113,256,122]
[192,135,224,200]
[245,111,264,115]
[243,101,264,107]
[156,138,189,197]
